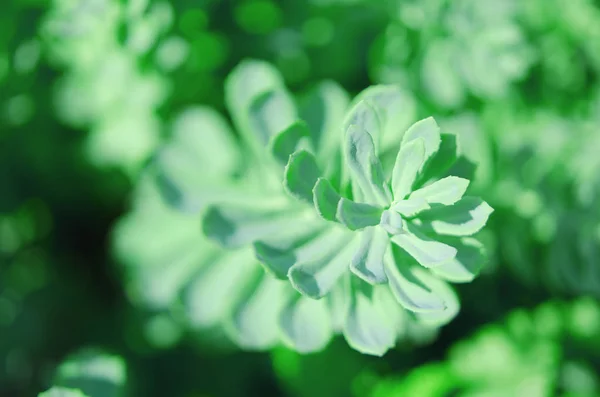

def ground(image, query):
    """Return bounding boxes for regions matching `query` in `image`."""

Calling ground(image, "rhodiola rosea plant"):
[149,59,493,356]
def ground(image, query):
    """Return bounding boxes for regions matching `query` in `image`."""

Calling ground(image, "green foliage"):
[40,349,127,397]
[41,0,173,174]
[364,298,600,397]
[39,387,89,397]
[4,0,600,395]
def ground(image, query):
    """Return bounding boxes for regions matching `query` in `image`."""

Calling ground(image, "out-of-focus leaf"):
[384,248,446,313]
[289,234,357,299]
[225,268,287,350]
[269,121,312,165]
[343,280,397,356]
[280,293,333,353]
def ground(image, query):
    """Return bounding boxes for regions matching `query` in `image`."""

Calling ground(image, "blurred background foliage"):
[1,0,600,396]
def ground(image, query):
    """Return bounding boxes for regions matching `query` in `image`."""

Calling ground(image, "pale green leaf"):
[350,227,389,284]
[419,197,494,236]
[431,238,486,283]
[169,106,240,177]
[268,121,312,165]
[349,85,418,152]
[412,276,459,327]
[203,205,308,248]
[336,198,383,231]
[416,133,458,187]
[288,233,357,299]
[254,225,343,279]
[326,274,350,332]
[342,100,381,144]
[247,90,297,148]
[225,59,284,135]
[299,80,350,161]
[225,268,287,350]
[186,248,257,328]
[279,293,333,353]
[391,138,426,200]
[391,224,457,268]
[313,177,341,221]
[379,209,404,235]
[401,117,441,171]
[390,198,430,218]
[343,280,397,356]
[409,176,469,206]
[384,247,446,312]
[284,150,321,203]
[344,124,391,206]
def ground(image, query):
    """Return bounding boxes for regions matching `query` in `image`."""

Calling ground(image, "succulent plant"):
[115,101,439,355]
[152,60,492,355]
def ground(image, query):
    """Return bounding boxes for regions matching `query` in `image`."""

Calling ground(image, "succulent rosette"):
[144,60,493,355]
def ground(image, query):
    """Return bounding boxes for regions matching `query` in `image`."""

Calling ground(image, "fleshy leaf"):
[380,209,404,235]
[284,150,321,203]
[299,80,350,161]
[431,238,486,283]
[336,198,383,231]
[225,268,287,350]
[269,121,312,165]
[384,247,446,312]
[343,100,382,144]
[350,227,389,284]
[155,108,242,212]
[279,293,333,353]
[288,233,357,299]
[409,176,470,206]
[344,124,391,206]
[203,205,308,248]
[391,138,426,200]
[391,224,457,268]
[401,117,441,171]
[390,198,431,218]
[248,90,297,148]
[412,276,459,327]
[416,133,458,187]
[343,279,397,356]
[167,106,240,177]
[186,248,257,328]
[418,197,494,236]
[349,85,417,152]
[313,177,341,221]
[254,226,344,279]
[326,274,350,332]
[225,59,285,144]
